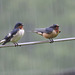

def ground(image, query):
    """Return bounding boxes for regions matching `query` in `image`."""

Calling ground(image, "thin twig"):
[0,37,75,48]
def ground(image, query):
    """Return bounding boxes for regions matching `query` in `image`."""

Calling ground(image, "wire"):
[0,37,75,48]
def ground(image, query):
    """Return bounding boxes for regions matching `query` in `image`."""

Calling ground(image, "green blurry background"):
[0,0,75,75]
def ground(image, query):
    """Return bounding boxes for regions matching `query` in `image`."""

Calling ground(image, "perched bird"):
[0,23,25,45]
[32,24,61,43]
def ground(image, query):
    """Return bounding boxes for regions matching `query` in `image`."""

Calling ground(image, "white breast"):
[11,29,25,43]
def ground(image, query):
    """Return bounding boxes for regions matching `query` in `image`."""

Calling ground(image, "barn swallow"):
[33,24,61,43]
[0,23,25,45]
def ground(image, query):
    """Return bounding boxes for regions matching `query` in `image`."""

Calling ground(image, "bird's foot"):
[14,43,18,47]
[49,39,54,43]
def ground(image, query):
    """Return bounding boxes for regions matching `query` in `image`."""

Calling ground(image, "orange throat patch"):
[19,26,23,29]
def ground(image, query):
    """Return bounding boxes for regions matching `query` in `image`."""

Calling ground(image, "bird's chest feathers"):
[43,30,59,39]
[52,30,59,36]
[11,29,24,42]
[16,29,24,36]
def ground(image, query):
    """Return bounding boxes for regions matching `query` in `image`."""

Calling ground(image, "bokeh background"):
[0,0,75,75]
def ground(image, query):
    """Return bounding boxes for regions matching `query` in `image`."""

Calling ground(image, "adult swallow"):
[0,23,25,45]
[33,24,61,43]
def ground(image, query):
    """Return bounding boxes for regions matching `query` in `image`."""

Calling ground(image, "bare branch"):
[0,37,75,48]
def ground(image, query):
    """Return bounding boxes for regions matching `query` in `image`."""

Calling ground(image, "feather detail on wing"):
[4,29,19,40]
[34,28,46,33]
[1,29,19,45]
[33,28,46,35]
[45,27,53,34]
[29,28,53,36]
[34,28,53,34]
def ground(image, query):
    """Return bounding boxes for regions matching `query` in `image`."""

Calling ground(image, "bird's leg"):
[14,43,18,47]
[49,38,54,43]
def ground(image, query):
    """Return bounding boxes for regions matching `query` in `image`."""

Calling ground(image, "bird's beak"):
[22,24,24,26]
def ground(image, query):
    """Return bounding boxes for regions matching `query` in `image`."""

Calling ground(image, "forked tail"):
[0,39,6,44]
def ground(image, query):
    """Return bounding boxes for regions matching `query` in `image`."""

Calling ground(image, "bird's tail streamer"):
[0,39,6,44]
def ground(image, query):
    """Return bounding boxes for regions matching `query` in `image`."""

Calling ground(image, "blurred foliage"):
[0,0,75,75]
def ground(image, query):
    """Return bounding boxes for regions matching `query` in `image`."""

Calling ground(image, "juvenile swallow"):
[0,23,25,45]
[33,24,61,43]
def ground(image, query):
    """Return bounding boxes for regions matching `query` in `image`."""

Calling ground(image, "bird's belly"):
[43,30,58,39]
[11,30,24,43]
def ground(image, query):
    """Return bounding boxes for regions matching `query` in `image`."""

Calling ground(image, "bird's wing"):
[34,28,46,33]
[4,29,19,40]
[45,27,53,34]
[34,27,53,34]
[1,29,19,45]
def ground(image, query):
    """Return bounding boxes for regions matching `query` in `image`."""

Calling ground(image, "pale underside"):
[11,29,24,43]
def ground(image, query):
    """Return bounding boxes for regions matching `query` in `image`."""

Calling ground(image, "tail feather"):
[28,30,43,35]
[0,39,6,44]
[27,30,38,33]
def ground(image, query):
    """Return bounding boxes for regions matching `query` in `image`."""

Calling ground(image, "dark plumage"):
[14,23,23,29]
[33,24,60,43]
[2,29,19,45]
[0,22,24,45]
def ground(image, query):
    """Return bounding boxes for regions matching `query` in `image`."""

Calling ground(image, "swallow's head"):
[14,23,24,29]
[53,24,59,27]
[50,24,59,29]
